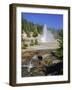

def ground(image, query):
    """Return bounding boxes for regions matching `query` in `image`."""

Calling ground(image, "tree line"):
[21,18,43,37]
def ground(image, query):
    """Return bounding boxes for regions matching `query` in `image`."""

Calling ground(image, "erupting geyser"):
[41,24,55,43]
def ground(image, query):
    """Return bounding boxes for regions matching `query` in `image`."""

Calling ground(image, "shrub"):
[22,43,28,49]
[32,31,38,37]
[55,30,63,60]
[34,39,38,45]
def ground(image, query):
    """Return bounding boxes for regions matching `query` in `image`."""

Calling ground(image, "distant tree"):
[32,31,38,37]
[30,40,34,46]
[55,30,63,60]
[26,32,31,37]
[37,25,43,34]
[22,18,43,35]
[32,25,38,37]
[35,39,38,45]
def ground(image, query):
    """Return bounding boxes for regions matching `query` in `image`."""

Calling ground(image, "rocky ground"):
[21,49,63,77]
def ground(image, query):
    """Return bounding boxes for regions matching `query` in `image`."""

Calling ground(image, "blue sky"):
[22,13,63,30]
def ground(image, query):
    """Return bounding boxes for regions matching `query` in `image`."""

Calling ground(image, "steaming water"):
[41,24,55,42]
[22,61,33,72]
